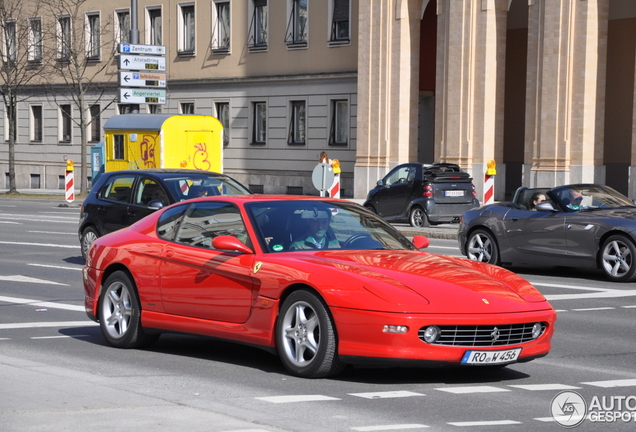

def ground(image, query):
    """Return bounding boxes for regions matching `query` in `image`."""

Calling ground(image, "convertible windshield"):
[550,185,636,211]
[245,200,418,252]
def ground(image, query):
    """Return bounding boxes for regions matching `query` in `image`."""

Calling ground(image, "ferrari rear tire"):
[599,235,636,282]
[277,289,344,378]
[409,206,429,228]
[81,227,99,261]
[466,229,500,265]
[99,270,158,349]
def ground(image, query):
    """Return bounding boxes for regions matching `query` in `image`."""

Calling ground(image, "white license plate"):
[444,190,465,197]
[461,348,522,365]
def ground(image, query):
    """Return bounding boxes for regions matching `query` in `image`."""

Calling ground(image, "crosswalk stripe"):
[582,379,636,388]
[349,391,425,399]
[436,386,509,394]
[256,395,341,403]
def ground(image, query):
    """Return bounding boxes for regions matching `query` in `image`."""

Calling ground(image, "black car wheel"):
[466,229,500,265]
[99,271,158,349]
[276,289,344,378]
[409,206,429,228]
[81,227,99,261]
[364,205,376,214]
[600,235,636,282]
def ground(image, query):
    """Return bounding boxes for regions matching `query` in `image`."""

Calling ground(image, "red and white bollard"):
[329,174,341,199]
[483,173,494,205]
[65,159,74,203]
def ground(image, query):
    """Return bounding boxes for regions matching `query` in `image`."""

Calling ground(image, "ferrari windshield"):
[245,200,418,253]
[550,185,636,211]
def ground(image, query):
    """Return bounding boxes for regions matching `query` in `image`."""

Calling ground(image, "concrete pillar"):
[524,0,608,187]
[435,0,508,201]
[354,0,421,199]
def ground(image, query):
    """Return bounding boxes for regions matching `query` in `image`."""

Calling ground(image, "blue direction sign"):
[119,88,166,104]
[119,43,166,55]
[119,54,166,71]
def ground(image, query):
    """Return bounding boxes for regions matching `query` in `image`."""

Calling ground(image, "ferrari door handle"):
[164,249,175,258]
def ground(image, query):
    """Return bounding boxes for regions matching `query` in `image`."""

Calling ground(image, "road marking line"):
[582,379,636,388]
[256,395,341,403]
[28,263,82,271]
[572,307,615,311]
[28,231,77,235]
[436,386,509,394]
[0,321,96,330]
[30,335,90,339]
[0,296,85,311]
[0,337,10,340]
[351,425,429,431]
[447,420,521,426]
[534,417,556,422]
[508,384,581,391]
[0,275,68,286]
[0,240,77,249]
[0,221,20,224]
[349,391,425,399]
[622,305,636,308]
[545,290,636,301]
[531,282,613,292]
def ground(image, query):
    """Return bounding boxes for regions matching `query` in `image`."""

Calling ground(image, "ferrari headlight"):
[532,322,543,339]
[423,325,440,343]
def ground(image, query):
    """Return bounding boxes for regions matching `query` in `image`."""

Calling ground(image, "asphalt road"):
[1,197,635,431]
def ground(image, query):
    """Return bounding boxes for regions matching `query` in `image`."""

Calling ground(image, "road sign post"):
[117,43,167,106]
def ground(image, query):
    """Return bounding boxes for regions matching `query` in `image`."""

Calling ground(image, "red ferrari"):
[83,195,556,378]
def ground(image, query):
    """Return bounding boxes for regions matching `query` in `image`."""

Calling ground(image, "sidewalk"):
[0,190,459,240]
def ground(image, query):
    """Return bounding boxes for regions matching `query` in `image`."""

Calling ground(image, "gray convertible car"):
[458,184,636,282]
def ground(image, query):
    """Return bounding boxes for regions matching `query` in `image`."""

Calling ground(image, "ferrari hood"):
[291,250,549,314]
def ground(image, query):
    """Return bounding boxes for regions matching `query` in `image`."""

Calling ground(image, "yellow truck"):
[101,114,223,173]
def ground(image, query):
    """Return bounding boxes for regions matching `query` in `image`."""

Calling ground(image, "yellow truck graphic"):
[102,114,223,173]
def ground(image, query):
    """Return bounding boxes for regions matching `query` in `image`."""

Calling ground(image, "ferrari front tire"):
[600,235,636,282]
[277,290,344,378]
[99,271,158,349]
[466,229,500,265]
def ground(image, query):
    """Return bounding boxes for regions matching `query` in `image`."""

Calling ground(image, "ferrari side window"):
[173,202,249,249]
[157,204,189,241]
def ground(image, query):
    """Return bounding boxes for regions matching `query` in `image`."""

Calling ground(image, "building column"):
[435,0,508,201]
[524,0,608,187]
[354,0,421,199]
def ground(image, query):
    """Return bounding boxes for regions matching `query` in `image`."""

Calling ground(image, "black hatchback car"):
[79,169,251,259]
[363,163,480,227]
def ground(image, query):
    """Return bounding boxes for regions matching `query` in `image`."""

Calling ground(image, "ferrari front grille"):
[418,323,546,347]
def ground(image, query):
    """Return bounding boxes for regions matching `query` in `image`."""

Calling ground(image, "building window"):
[180,102,194,114]
[215,102,230,146]
[117,104,131,115]
[179,4,195,53]
[60,104,72,142]
[149,105,162,113]
[248,0,267,50]
[285,0,307,46]
[288,101,306,145]
[147,8,162,45]
[28,18,43,62]
[329,100,348,146]
[57,16,72,61]
[31,106,42,142]
[3,20,17,64]
[30,174,41,189]
[212,0,230,52]
[115,10,130,45]
[86,13,101,60]
[113,134,125,160]
[329,0,350,43]
[252,102,266,145]
[90,105,100,142]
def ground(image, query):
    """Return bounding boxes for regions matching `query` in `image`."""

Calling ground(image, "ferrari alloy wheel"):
[600,235,636,282]
[98,271,158,348]
[409,206,429,228]
[466,229,500,265]
[277,290,344,378]
[81,227,99,261]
